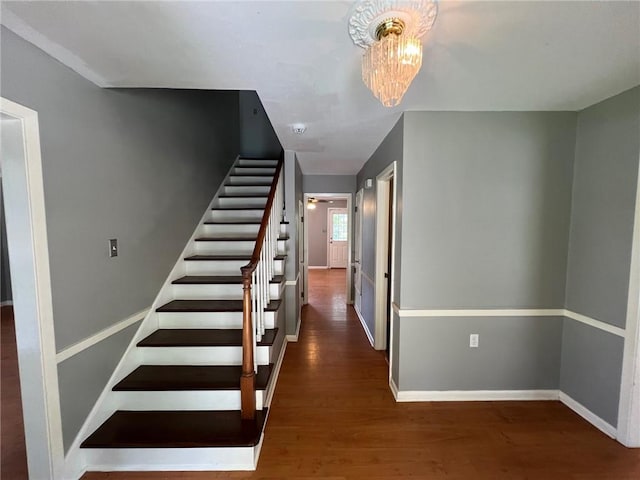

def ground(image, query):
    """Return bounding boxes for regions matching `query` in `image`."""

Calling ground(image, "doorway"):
[302,193,353,306]
[1,98,64,478]
[374,162,397,358]
[327,207,348,268]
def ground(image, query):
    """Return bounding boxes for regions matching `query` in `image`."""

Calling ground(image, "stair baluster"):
[240,154,284,420]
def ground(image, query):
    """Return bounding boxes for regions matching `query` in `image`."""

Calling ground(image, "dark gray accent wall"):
[308,200,347,266]
[559,319,624,426]
[57,320,141,450]
[0,184,12,303]
[399,316,563,391]
[561,85,640,426]
[401,111,576,309]
[303,175,357,194]
[239,90,282,159]
[565,86,640,328]
[1,27,240,452]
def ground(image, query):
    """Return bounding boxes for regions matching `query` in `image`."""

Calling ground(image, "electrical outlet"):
[469,334,479,348]
[109,239,118,258]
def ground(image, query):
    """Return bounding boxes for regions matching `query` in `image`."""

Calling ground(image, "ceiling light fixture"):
[349,0,438,107]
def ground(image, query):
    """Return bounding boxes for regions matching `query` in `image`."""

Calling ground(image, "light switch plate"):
[109,239,118,258]
[469,334,479,348]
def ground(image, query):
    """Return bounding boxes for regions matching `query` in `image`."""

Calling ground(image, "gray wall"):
[303,174,357,194]
[561,86,640,425]
[368,111,578,393]
[1,27,240,451]
[401,111,576,309]
[239,90,282,159]
[57,321,141,450]
[0,184,12,303]
[399,316,563,391]
[284,150,303,336]
[355,115,404,359]
[565,86,640,329]
[308,200,347,266]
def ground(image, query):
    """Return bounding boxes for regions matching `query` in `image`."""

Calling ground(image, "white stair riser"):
[171,283,281,300]
[209,209,264,221]
[185,259,284,276]
[193,239,287,255]
[238,158,278,167]
[227,176,272,185]
[202,224,260,235]
[233,167,276,175]
[112,390,265,411]
[216,197,267,208]
[158,311,277,329]
[140,346,271,365]
[83,444,260,472]
[223,185,270,196]
[200,223,287,236]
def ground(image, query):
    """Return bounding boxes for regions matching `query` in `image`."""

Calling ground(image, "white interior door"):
[354,190,363,312]
[328,208,348,268]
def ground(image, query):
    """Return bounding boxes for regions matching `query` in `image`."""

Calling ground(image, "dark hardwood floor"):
[11,268,634,479]
[83,269,640,479]
[1,305,28,480]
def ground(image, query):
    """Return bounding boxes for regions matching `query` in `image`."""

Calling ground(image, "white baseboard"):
[0,300,13,307]
[286,315,302,342]
[559,391,617,439]
[395,389,560,402]
[264,336,288,408]
[389,377,399,401]
[354,304,374,347]
[308,266,328,269]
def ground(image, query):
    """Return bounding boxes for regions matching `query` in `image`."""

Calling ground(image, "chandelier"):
[349,0,438,107]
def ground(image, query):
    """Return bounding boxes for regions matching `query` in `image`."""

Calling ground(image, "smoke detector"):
[291,123,306,134]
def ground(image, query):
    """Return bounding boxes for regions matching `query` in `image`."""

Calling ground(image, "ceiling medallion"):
[349,0,438,107]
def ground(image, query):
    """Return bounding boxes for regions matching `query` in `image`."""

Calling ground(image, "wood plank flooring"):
[82,269,640,479]
[1,306,28,480]
[4,271,638,479]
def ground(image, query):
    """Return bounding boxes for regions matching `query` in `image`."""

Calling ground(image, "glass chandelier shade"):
[362,25,423,107]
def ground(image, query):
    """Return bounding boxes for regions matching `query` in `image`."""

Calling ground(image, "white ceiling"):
[2,1,639,175]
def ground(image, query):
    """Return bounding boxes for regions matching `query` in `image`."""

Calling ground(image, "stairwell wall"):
[1,27,241,450]
[283,151,303,337]
[239,91,282,160]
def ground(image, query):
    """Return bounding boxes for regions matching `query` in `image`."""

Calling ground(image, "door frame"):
[618,151,640,448]
[1,98,65,478]
[354,188,364,312]
[303,192,353,305]
[374,162,397,352]
[327,207,348,269]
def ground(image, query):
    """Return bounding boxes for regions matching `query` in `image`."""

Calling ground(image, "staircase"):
[77,157,287,473]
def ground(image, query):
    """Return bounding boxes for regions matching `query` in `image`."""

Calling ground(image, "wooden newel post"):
[240,271,256,420]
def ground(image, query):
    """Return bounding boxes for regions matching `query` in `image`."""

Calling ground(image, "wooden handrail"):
[239,153,284,420]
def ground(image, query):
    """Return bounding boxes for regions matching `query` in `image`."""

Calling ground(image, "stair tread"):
[184,254,286,261]
[113,364,273,391]
[225,183,272,187]
[81,409,267,448]
[138,328,277,347]
[218,194,268,198]
[173,275,284,285]
[204,220,289,225]
[195,235,289,242]
[230,173,274,177]
[157,299,282,313]
[211,206,265,211]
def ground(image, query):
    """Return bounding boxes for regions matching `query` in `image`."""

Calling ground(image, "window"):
[332,213,348,241]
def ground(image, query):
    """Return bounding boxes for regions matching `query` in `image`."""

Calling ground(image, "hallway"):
[83,268,640,479]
